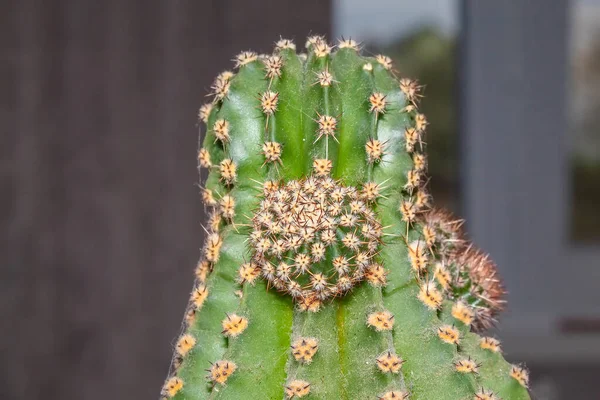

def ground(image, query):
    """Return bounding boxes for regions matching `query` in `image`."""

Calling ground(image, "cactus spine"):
[162,36,531,400]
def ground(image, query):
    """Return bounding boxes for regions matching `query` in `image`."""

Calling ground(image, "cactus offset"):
[162,36,531,400]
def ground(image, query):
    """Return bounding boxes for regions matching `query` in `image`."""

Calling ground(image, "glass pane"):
[570,0,600,242]
[334,0,461,213]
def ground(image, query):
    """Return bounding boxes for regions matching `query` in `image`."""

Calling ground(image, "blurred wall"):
[1,1,330,399]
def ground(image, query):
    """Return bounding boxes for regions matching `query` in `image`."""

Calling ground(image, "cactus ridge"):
[162,35,531,400]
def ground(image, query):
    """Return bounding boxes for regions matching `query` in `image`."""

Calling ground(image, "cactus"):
[161,36,531,400]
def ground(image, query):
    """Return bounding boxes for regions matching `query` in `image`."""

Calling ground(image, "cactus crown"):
[162,35,531,400]
[251,175,383,305]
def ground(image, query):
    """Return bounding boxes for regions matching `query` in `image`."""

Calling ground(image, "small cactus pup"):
[162,36,531,400]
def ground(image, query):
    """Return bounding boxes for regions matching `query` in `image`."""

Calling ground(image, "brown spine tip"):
[213,119,231,144]
[365,139,384,163]
[369,92,387,114]
[433,263,450,291]
[418,281,443,310]
[367,310,395,331]
[414,189,431,211]
[365,263,388,287]
[217,70,235,82]
[361,182,381,202]
[306,35,325,49]
[422,207,465,239]
[312,158,333,176]
[315,69,333,86]
[184,307,196,326]
[219,194,236,221]
[412,153,427,172]
[198,148,212,168]
[315,114,338,142]
[161,376,184,398]
[238,262,261,285]
[275,38,296,51]
[264,55,283,79]
[338,38,359,50]
[313,41,331,58]
[219,158,238,185]
[198,103,213,123]
[404,127,419,153]
[208,211,221,231]
[175,333,196,357]
[376,350,404,374]
[454,357,480,374]
[260,91,279,115]
[191,284,209,309]
[399,199,416,224]
[479,337,501,353]
[331,255,349,275]
[422,225,436,248]
[211,76,230,102]
[297,295,322,312]
[204,233,223,262]
[408,240,429,273]
[375,54,393,70]
[452,301,474,326]
[510,365,530,388]
[474,388,499,400]
[262,180,279,195]
[402,104,417,114]
[404,169,421,192]
[234,51,258,68]
[437,324,460,345]
[262,141,283,163]
[221,313,249,337]
[209,360,238,385]
[341,232,361,251]
[400,78,422,104]
[285,380,311,398]
[291,337,319,363]
[378,390,410,400]
[415,113,428,131]
[195,260,211,283]
[201,188,217,207]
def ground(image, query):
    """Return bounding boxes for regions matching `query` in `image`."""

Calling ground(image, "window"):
[570,0,600,242]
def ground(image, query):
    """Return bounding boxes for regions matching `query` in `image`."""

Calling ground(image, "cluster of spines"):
[249,176,386,308]
[419,207,507,331]
[162,35,530,400]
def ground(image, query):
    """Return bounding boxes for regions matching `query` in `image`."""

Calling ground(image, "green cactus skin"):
[161,36,531,400]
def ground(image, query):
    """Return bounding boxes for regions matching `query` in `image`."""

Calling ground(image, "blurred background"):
[2,0,599,399]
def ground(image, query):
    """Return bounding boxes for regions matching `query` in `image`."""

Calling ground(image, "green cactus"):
[161,36,531,400]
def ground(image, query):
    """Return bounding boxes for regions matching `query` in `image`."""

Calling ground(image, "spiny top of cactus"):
[250,175,384,305]
[161,34,531,400]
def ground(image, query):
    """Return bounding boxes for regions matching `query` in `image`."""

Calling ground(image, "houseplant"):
[160,35,531,400]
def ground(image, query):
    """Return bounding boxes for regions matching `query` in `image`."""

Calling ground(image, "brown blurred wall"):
[1,1,330,399]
